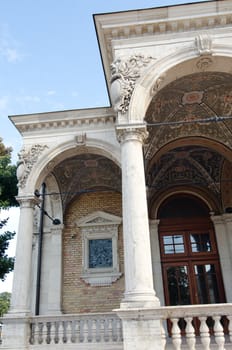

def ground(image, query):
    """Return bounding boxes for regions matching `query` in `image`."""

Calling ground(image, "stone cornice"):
[94,0,232,88]
[9,107,116,136]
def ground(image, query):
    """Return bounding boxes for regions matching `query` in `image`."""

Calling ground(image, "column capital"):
[116,123,148,144]
[16,195,39,208]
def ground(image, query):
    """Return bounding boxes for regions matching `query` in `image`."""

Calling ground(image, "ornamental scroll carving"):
[17,144,48,188]
[195,34,212,56]
[110,54,155,113]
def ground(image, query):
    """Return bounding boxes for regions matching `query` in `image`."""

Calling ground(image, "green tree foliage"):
[0,219,15,281]
[0,137,18,208]
[0,292,11,316]
[0,137,17,281]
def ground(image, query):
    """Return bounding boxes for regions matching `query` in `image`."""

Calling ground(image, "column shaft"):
[10,196,36,315]
[118,126,159,308]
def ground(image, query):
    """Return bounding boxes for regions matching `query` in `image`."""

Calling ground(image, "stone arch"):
[149,187,217,220]
[21,137,121,195]
[128,46,232,123]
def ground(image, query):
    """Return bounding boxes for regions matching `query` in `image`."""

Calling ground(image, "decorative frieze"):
[17,144,48,188]
[110,55,155,113]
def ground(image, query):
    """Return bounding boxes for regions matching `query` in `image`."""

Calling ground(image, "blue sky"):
[0,0,210,292]
[0,0,210,163]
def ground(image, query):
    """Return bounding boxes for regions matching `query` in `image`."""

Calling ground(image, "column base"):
[1,314,30,350]
[116,307,164,350]
[121,290,160,309]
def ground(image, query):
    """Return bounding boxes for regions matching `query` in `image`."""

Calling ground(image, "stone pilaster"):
[211,214,232,302]
[116,124,160,308]
[149,219,165,305]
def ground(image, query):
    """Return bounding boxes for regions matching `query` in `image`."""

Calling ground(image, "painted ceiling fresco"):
[146,145,224,199]
[145,72,232,159]
[52,154,121,210]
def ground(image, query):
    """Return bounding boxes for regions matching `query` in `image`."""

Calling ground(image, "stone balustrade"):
[29,312,123,347]
[1,304,232,349]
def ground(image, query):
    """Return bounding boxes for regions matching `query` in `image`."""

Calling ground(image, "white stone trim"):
[76,211,122,286]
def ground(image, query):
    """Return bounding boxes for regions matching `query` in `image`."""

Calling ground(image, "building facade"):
[2,1,232,349]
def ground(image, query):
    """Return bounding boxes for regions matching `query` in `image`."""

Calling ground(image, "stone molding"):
[17,144,48,188]
[13,114,116,135]
[110,55,155,113]
[116,124,148,144]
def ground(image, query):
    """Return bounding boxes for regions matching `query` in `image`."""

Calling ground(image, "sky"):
[0,0,211,292]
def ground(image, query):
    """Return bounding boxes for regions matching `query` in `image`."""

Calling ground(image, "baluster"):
[45,322,50,344]
[49,321,56,344]
[171,318,181,350]
[112,318,118,342]
[118,318,123,342]
[66,320,72,344]
[55,321,60,344]
[34,322,41,345]
[29,322,35,345]
[185,317,196,350]
[79,319,84,342]
[71,320,77,343]
[91,319,97,343]
[87,318,92,342]
[199,317,210,350]
[108,318,113,342]
[104,318,109,342]
[161,319,167,349]
[228,316,232,343]
[95,318,101,342]
[213,316,225,350]
[83,319,89,342]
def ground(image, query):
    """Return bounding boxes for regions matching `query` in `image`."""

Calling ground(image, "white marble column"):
[116,125,163,350]
[117,125,160,308]
[1,196,36,349]
[10,196,36,315]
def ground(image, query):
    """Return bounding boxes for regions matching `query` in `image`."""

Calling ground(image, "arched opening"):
[158,194,226,308]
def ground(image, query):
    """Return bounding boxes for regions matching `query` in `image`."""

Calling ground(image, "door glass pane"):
[190,233,211,252]
[163,235,185,254]
[194,264,220,303]
[167,265,190,305]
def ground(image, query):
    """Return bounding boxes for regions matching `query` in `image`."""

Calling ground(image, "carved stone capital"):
[16,195,38,209]
[116,124,149,144]
[17,144,48,188]
[110,54,155,113]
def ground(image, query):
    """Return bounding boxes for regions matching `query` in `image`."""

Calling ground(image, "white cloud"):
[0,96,9,111]
[0,24,23,63]
[47,90,56,96]
[71,91,79,97]
[16,95,40,103]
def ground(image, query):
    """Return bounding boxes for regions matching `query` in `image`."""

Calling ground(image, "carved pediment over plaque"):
[77,211,122,286]
[76,211,121,227]
[17,144,48,188]
[110,54,156,113]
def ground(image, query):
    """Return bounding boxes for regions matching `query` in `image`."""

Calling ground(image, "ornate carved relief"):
[116,125,148,144]
[110,54,155,113]
[196,57,213,71]
[17,144,48,188]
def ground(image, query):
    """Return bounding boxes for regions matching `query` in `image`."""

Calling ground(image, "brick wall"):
[62,191,124,313]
